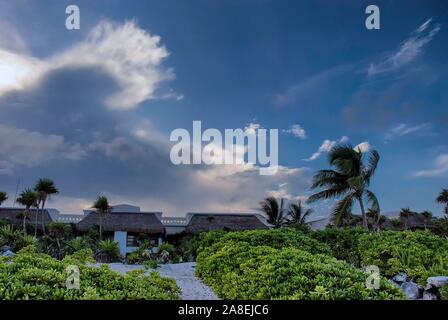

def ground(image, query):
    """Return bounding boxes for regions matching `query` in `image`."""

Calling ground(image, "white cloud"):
[0,20,180,109]
[283,124,306,139]
[354,141,371,153]
[368,18,440,76]
[385,122,432,142]
[413,154,448,177]
[304,136,349,161]
[244,122,262,135]
[0,125,86,175]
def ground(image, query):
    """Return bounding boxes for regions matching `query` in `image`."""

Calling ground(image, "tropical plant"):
[0,225,36,252]
[15,189,39,234]
[196,240,403,300]
[259,197,288,228]
[308,144,380,230]
[92,196,111,240]
[96,239,121,263]
[437,189,448,217]
[34,178,59,236]
[400,208,412,230]
[287,200,313,229]
[0,247,180,300]
[0,192,7,206]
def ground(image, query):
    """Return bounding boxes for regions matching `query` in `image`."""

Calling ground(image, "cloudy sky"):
[0,0,447,217]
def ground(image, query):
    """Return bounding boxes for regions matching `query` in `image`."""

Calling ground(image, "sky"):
[0,0,447,218]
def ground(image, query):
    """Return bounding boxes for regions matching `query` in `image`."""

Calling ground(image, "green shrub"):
[194,228,331,258]
[47,222,72,238]
[196,241,403,300]
[0,225,36,252]
[159,243,175,254]
[0,248,180,300]
[357,230,448,283]
[441,284,448,300]
[312,228,367,266]
[95,239,121,263]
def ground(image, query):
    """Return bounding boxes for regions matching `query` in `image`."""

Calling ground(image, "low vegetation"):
[0,246,180,300]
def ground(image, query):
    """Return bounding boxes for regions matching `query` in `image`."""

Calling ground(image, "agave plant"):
[96,239,121,263]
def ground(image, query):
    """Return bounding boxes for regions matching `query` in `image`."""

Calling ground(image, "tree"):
[400,207,412,230]
[308,144,380,230]
[0,192,7,206]
[34,178,59,236]
[16,189,38,234]
[287,200,313,228]
[436,189,448,217]
[93,196,111,241]
[259,197,288,228]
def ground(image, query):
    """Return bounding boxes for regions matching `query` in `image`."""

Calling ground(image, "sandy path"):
[101,262,219,300]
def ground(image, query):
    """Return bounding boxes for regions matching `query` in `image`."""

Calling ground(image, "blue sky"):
[0,0,447,217]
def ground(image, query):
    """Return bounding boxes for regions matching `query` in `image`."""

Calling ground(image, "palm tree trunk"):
[99,214,102,241]
[358,197,368,230]
[34,206,39,236]
[23,209,28,234]
[41,200,46,235]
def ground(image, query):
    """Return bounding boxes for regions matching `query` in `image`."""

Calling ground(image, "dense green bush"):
[0,246,180,300]
[196,241,403,300]
[312,228,367,266]
[193,228,331,258]
[0,225,36,252]
[95,239,121,263]
[358,230,448,283]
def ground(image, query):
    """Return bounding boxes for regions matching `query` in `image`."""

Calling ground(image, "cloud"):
[0,20,180,109]
[368,18,440,76]
[283,124,306,139]
[275,64,352,107]
[413,154,448,177]
[385,122,432,142]
[354,141,371,153]
[304,136,348,161]
[0,124,86,175]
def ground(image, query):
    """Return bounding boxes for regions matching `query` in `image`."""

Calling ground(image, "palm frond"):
[331,193,355,227]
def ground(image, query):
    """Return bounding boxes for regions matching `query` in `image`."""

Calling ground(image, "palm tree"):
[34,178,58,236]
[308,144,380,230]
[93,196,111,241]
[287,200,313,227]
[259,197,288,228]
[400,207,412,230]
[16,189,38,234]
[436,189,448,217]
[0,192,7,206]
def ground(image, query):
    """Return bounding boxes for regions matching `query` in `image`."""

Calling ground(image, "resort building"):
[184,212,269,233]
[0,207,53,231]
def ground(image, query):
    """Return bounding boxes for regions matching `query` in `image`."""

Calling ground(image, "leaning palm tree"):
[93,196,111,241]
[308,144,380,230]
[259,197,288,228]
[0,192,7,206]
[16,189,38,234]
[288,200,313,227]
[436,189,448,217]
[34,178,58,236]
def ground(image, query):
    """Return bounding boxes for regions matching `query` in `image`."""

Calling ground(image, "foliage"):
[436,188,448,216]
[0,247,180,300]
[432,218,448,238]
[95,239,121,263]
[47,222,73,238]
[196,241,403,300]
[259,197,289,228]
[0,191,8,206]
[193,228,331,259]
[357,230,448,284]
[287,200,313,230]
[441,284,448,300]
[312,227,367,266]
[308,144,380,229]
[0,225,36,252]
[92,196,111,241]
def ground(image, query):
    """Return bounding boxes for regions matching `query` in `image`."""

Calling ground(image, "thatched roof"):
[185,213,268,233]
[0,208,53,229]
[381,212,435,230]
[76,212,165,234]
